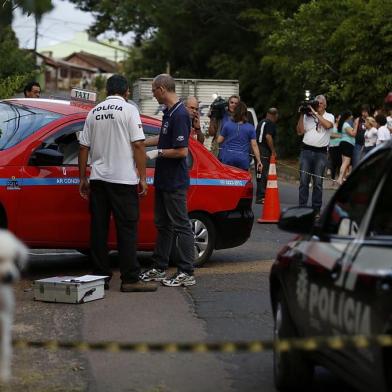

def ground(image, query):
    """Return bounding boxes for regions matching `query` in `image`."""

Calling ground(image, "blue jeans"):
[299,149,327,211]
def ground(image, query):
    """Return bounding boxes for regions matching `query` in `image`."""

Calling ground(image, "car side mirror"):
[30,148,64,166]
[278,207,316,234]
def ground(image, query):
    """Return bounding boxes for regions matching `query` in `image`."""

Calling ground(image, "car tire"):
[190,212,215,267]
[170,212,216,268]
[273,291,314,391]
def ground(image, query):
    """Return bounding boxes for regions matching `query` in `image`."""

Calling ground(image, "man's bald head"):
[185,96,199,119]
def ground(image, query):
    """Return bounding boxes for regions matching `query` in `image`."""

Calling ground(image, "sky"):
[12,0,131,50]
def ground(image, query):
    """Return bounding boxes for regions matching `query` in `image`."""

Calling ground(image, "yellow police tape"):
[12,335,392,353]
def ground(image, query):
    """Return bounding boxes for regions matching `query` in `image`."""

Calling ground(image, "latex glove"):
[146,149,159,160]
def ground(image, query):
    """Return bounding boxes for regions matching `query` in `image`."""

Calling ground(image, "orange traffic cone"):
[257,156,281,223]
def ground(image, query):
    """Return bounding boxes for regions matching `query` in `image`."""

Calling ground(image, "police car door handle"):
[330,259,343,281]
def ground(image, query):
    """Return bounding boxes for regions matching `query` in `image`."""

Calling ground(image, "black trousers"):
[328,146,341,180]
[256,144,271,200]
[89,180,140,283]
[152,189,194,275]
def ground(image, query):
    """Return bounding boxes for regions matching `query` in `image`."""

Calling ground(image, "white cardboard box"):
[33,275,108,304]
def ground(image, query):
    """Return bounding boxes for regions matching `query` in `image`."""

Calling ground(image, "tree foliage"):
[0,0,53,27]
[0,0,53,99]
[70,0,392,156]
[0,27,36,99]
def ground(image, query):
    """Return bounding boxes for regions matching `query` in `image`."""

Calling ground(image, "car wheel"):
[273,291,314,391]
[190,212,215,267]
[171,212,216,268]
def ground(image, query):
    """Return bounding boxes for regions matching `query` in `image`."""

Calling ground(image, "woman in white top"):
[375,114,391,145]
[363,117,378,153]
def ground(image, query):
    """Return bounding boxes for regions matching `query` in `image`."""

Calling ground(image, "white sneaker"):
[162,272,196,287]
[140,268,166,282]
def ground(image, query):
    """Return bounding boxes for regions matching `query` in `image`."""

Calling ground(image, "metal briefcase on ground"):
[33,275,108,304]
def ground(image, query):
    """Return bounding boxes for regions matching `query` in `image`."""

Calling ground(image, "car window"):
[143,124,160,135]
[324,151,390,237]
[39,121,84,165]
[0,102,61,150]
[145,140,194,169]
[367,168,392,238]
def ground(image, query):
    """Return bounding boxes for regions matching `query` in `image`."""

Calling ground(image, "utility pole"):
[34,14,39,63]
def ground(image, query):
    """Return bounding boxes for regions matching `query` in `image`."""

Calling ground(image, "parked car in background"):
[270,141,392,391]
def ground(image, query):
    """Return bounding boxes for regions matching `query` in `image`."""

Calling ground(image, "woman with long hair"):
[337,110,356,185]
[217,101,262,172]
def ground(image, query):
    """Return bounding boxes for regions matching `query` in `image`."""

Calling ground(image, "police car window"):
[324,151,389,237]
[367,168,392,237]
[0,103,61,150]
[40,121,84,165]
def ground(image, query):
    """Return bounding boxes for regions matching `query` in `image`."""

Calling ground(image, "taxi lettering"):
[6,177,20,190]
[56,178,79,185]
[74,91,91,101]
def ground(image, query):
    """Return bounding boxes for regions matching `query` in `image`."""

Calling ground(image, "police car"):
[270,141,392,391]
[0,90,254,267]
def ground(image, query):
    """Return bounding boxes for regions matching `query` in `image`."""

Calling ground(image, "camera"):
[209,97,227,120]
[299,99,319,115]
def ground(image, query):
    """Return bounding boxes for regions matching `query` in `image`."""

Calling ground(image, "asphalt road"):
[5,181,353,392]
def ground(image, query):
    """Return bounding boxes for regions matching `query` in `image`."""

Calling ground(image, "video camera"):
[299,98,319,116]
[209,97,227,120]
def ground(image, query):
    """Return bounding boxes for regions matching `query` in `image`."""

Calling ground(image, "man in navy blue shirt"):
[141,74,196,287]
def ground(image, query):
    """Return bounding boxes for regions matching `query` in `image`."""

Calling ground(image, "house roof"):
[63,51,117,73]
[39,31,128,62]
[56,59,97,72]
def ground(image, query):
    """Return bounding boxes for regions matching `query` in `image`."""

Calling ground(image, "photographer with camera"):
[296,94,334,219]
[208,95,239,156]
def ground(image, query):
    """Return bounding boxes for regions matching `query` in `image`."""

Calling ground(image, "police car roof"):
[3,98,93,116]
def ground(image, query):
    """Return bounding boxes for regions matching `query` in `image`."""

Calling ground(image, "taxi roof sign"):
[71,88,97,103]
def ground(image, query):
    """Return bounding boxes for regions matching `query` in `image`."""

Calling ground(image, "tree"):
[0,27,36,98]
[256,0,392,155]
[69,0,392,157]
[0,0,53,99]
[0,0,53,29]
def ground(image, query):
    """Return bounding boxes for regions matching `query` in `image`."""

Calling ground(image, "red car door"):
[18,121,90,247]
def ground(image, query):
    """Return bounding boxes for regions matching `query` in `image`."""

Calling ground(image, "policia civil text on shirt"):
[140,74,196,287]
[78,74,157,292]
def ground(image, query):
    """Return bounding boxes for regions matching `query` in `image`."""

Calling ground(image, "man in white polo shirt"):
[296,94,334,218]
[78,74,157,292]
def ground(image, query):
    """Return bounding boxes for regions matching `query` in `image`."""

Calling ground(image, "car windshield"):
[0,102,61,150]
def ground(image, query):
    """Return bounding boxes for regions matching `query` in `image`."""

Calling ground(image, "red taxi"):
[0,94,254,266]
